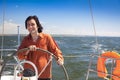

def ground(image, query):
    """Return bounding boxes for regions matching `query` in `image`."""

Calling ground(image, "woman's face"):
[26,19,38,34]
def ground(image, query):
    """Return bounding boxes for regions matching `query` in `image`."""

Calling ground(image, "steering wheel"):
[16,47,69,80]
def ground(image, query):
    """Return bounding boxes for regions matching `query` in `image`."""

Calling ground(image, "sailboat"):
[1,0,120,80]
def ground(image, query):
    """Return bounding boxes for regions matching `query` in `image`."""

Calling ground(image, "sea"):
[0,35,120,80]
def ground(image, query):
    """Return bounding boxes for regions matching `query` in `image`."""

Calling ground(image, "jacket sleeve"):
[47,34,64,61]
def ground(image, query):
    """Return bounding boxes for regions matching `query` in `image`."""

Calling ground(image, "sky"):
[0,0,120,36]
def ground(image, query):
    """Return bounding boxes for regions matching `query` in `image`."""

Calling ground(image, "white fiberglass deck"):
[1,75,21,80]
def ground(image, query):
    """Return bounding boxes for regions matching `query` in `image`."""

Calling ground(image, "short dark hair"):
[25,15,43,33]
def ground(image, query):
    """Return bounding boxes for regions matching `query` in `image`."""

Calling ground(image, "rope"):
[86,0,99,80]
[88,0,99,54]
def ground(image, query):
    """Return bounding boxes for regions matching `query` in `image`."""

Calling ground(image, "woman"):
[17,15,64,80]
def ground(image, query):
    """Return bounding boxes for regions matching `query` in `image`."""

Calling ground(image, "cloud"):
[1,20,120,37]
[0,20,18,34]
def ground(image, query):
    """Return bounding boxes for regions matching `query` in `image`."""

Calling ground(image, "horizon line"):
[0,34,120,37]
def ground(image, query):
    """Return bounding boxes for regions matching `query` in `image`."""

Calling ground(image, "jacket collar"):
[28,32,44,39]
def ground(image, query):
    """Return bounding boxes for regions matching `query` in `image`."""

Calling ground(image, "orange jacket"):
[17,33,64,78]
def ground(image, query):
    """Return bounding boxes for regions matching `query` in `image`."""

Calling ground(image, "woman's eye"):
[31,23,35,26]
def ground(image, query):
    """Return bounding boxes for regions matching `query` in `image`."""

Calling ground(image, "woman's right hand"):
[29,45,37,51]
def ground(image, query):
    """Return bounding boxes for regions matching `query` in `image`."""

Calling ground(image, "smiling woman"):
[17,15,64,80]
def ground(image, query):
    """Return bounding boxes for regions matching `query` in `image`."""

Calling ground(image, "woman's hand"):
[57,57,64,66]
[29,45,37,51]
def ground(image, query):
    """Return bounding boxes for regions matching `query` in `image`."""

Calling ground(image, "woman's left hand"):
[57,57,64,66]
